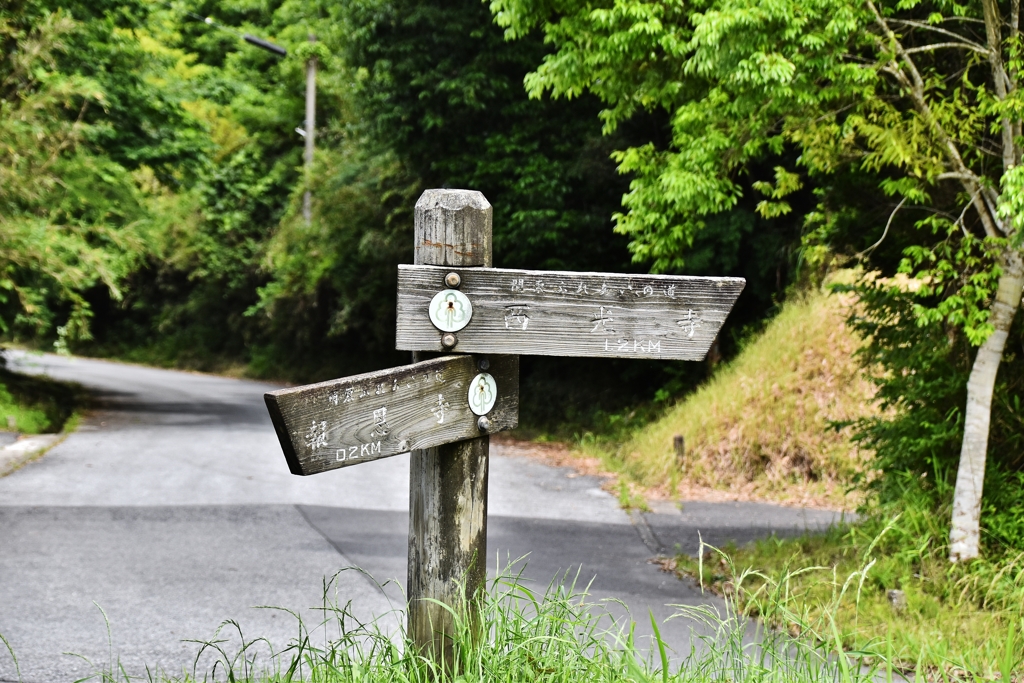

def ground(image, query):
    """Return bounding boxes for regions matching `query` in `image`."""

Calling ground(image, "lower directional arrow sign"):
[265,354,518,476]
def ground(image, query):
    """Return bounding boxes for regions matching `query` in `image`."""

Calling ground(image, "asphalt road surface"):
[0,351,848,682]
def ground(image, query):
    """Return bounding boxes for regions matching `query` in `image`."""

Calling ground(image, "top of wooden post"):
[414,189,492,268]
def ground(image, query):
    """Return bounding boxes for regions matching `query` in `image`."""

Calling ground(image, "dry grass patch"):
[585,286,878,510]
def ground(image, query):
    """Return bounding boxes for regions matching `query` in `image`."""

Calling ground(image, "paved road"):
[0,352,847,682]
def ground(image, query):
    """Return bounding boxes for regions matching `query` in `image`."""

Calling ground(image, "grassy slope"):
[591,286,877,509]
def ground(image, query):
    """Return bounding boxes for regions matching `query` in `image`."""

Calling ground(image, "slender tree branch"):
[924,16,987,24]
[1013,0,1021,49]
[887,20,990,51]
[980,185,1003,225]
[902,42,992,56]
[980,0,1015,177]
[866,0,1003,238]
[1012,0,1021,166]
[858,197,908,258]
[955,190,981,237]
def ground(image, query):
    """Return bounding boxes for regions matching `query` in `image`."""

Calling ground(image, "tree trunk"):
[949,248,1024,561]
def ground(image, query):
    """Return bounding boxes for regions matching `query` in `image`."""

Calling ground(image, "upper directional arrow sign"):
[396,265,745,360]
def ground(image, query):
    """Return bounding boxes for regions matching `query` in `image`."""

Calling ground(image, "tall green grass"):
[678,503,1024,677]
[14,564,942,683]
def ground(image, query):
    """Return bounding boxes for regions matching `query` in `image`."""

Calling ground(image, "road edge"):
[0,434,66,478]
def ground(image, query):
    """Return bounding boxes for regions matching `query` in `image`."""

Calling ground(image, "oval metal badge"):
[468,373,497,416]
[429,289,473,332]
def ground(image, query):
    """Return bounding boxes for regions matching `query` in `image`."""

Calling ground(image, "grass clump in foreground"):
[24,566,961,683]
[673,502,1024,678]
[577,285,877,509]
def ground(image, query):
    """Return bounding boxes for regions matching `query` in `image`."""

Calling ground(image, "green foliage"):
[251,141,420,378]
[845,276,1024,550]
[42,0,211,184]
[0,359,84,434]
[327,0,809,426]
[55,566,902,682]
[490,0,1024,557]
[0,0,804,432]
[490,0,876,272]
[0,383,50,434]
[489,0,1022,330]
[342,0,635,274]
[678,506,1024,674]
[998,165,1024,244]
[81,0,328,370]
[0,2,153,343]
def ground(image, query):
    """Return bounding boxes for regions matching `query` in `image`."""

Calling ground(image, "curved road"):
[0,351,845,681]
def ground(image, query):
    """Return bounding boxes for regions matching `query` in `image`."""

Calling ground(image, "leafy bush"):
[846,280,1024,552]
[0,357,83,433]
[0,3,151,342]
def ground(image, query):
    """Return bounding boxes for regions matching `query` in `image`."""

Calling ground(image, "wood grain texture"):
[264,354,517,476]
[396,265,745,360]
[414,189,492,267]
[407,188,494,663]
[408,438,487,663]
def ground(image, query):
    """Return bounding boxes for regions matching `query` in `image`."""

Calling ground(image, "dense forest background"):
[2,0,814,432]
[2,0,1020,529]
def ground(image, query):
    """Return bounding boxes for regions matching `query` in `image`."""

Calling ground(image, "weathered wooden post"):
[407,189,493,662]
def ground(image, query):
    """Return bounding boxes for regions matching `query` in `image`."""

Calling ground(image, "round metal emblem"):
[429,289,473,332]
[468,372,497,416]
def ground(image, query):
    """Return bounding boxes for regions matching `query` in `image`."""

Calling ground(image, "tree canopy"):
[3,0,1022,554]
[490,0,1024,557]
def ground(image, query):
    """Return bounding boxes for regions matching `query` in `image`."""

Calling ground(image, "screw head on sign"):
[445,272,461,288]
[477,358,490,371]
[441,333,457,349]
[428,289,473,332]
[468,372,497,416]
[477,416,491,432]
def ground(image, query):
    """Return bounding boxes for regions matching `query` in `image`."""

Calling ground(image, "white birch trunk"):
[949,249,1024,561]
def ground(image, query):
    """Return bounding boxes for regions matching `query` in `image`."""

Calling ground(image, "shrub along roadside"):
[845,277,1024,556]
[0,354,83,434]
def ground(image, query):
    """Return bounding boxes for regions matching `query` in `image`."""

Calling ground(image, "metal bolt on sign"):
[264,188,744,664]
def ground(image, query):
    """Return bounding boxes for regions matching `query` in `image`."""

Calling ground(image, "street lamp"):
[301,35,316,225]
[188,14,315,224]
[188,14,288,56]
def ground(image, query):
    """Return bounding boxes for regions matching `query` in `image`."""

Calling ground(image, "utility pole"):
[303,34,317,225]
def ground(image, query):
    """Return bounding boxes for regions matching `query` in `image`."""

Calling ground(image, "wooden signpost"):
[265,188,745,663]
